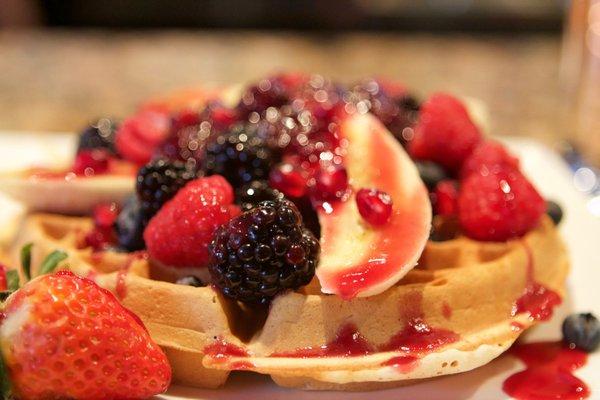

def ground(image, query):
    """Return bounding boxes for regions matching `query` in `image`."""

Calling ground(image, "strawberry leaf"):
[20,243,33,281]
[5,271,18,293]
[0,347,12,400]
[39,251,68,276]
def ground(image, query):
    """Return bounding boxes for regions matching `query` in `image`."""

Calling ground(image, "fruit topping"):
[115,107,171,165]
[72,148,111,176]
[310,165,350,207]
[316,113,431,298]
[409,93,482,172]
[415,161,448,191]
[84,203,119,251]
[236,73,303,116]
[209,199,319,304]
[432,180,458,216]
[115,196,146,251]
[175,275,206,287]
[76,117,117,154]
[269,162,309,199]
[144,176,239,268]
[136,159,197,218]
[460,140,519,178]
[546,200,564,225]
[237,180,284,211]
[202,125,276,187]
[349,78,419,143]
[562,313,600,352]
[0,271,171,399]
[355,188,393,226]
[457,166,545,241]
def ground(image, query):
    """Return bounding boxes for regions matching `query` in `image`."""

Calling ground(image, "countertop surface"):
[0,30,568,146]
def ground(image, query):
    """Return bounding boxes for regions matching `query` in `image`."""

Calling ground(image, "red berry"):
[409,93,482,172]
[269,162,308,198]
[356,188,393,226]
[460,140,520,178]
[144,176,239,268]
[433,180,458,216]
[72,149,110,176]
[0,264,7,291]
[93,202,119,228]
[0,271,171,399]
[457,166,546,241]
[115,108,171,165]
[311,165,349,203]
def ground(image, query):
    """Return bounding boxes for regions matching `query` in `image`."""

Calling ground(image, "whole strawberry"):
[144,175,239,268]
[409,93,482,172]
[0,271,171,399]
[457,166,545,241]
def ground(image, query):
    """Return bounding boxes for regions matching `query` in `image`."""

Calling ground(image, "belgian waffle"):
[10,213,568,391]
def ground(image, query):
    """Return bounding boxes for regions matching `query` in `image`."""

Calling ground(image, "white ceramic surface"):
[0,132,598,399]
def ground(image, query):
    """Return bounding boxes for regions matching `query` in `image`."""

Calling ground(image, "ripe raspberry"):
[409,93,482,172]
[0,271,171,400]
[460,140,519,178]
[136,159,197,218]
[457,166,545,241]
[433,180,458,216]
[115,108,171,165]
[209,199,319,304]
[144,176,239,268]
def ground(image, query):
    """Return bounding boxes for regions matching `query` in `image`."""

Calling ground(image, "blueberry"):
[175,276,205,287]
[546,200,563,225]
[416,161,448,191]
[115,196,146,251]
[562,313,600,352]
[77,118,117,153]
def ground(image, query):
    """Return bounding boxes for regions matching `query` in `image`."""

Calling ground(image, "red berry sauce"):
[0,264,7,291]
[356,188,393,226]
[503,341,589,400]
[381,355,420,373]
[204,338,249,362]
[270,323,375,358]
[512,243,561,322]
[72,149,111,176]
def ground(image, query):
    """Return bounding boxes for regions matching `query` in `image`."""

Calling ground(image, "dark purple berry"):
[416,161,448,191]
[546,200,564,225]
[202,125,276,188]
[208,199,319,304]
[237,180,284,211]
[562,313,600,352]
[114,196,145,251]
[77,118,117,153]
[136,159,197,218]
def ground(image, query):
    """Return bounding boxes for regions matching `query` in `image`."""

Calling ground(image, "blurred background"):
[0,0,598,172]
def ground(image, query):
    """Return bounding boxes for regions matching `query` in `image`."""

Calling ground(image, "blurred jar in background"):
[562,0,600,164]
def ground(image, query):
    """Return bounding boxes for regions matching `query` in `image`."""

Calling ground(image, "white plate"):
[0,132,598,399]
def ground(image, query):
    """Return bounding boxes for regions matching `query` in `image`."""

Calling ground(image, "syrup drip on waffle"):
[512,242,561,321]
[503,341,590,400]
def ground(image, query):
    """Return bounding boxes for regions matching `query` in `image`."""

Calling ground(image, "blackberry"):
[237,180,284,211]
[136,159,197,218]
[546,200,564,225]
[237,76,291,116]
[77,118,117,153]
[562,313,600,352]
[202,125,275,188]
[115,196,146,251]
[209,199,319,304]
